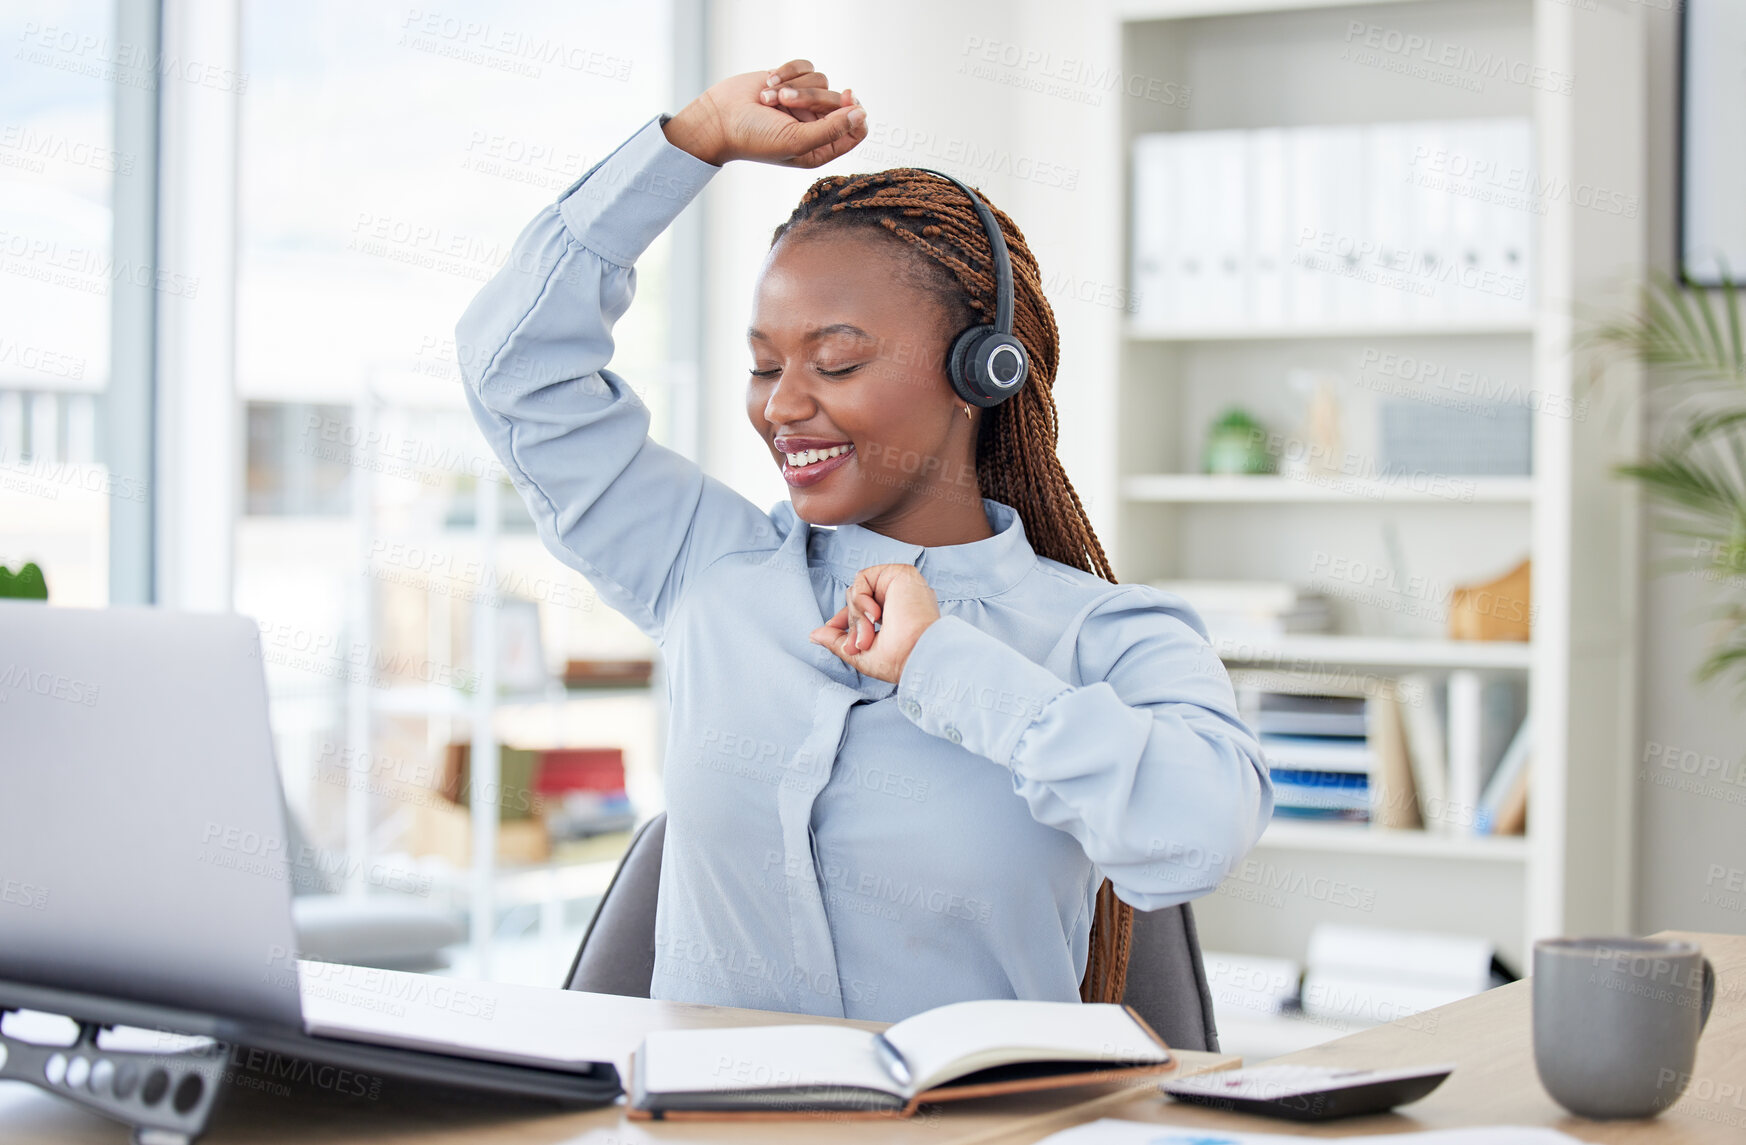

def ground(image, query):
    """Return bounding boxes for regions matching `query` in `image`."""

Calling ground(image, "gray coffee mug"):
[1532,937,1716,1119]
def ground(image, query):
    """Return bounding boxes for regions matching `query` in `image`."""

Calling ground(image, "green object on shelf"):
[1203,408,1276,475]
[0,563,48,600]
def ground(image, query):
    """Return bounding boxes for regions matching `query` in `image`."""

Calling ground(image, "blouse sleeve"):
[454,115,774,643]
[892,586,1274,911]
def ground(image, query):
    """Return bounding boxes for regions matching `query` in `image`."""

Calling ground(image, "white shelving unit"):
[1127,315,1537,341]
[1125,475,1537,503]
[343,370,666,978]
[1101,0,1644,973]
[1219,635,1534,670]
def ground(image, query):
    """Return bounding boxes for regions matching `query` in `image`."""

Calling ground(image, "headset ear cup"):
[948,324,994,406]
[982,331,1030,397]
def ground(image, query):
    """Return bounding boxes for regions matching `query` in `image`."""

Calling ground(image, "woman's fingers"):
[765,59,815,87]
[775,70,830,91]
[784,103,868,168]
[762,85,846,116]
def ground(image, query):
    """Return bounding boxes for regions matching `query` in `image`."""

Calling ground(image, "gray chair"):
[564,812,1220,1052]
[284,811,467,972]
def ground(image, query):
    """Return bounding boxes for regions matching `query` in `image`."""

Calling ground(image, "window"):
[234,0,685,982]
[1,0,136,606]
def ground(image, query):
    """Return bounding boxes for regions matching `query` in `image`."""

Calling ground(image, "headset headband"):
[911,168,1015,336]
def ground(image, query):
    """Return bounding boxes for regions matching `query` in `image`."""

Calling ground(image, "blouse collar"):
[804,497,1037,601]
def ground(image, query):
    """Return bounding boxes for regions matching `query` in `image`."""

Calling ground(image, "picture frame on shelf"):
[1679,0,1746,285]
[495,597,548,695]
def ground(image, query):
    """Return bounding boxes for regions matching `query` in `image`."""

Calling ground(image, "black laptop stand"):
[0,977,621,1144]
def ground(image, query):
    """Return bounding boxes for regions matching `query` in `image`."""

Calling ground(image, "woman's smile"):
[781,442,855,487]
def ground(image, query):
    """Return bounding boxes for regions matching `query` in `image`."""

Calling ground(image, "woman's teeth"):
[786,444,851,468]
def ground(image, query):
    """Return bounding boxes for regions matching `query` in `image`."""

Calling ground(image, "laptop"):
[0,603,620,1139]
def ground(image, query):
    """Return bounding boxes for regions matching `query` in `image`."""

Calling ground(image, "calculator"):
[1160,1062,1455,1121]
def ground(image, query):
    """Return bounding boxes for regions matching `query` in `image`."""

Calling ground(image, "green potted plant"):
[1586,269,1746,689]
[1203,407,1276,475]
[0,562,48,600]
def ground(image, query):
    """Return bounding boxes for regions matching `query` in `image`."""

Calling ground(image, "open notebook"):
[628,999,1175,1120]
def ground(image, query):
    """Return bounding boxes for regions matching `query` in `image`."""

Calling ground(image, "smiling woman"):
[454,58,1273,1022]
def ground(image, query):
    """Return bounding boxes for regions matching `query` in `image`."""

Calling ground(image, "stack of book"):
[1148,580,1331,645]
[1395,670,1530,836]
[536,747,637,840]
[1250,691,1373,822]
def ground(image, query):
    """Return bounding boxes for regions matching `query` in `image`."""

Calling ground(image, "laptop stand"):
[1,1010,227,1145]
[0,977,621,1144]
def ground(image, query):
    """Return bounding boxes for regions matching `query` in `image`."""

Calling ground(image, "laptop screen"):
[0,603,303,1030]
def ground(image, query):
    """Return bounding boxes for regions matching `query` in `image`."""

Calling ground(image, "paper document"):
[1036,1120,1595,1145]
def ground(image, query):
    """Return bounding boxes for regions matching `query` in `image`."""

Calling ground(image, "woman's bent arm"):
[894,585,1274,910]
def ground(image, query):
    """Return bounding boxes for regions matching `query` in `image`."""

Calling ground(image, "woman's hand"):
[809,564,941,684]
[662,59,867,168]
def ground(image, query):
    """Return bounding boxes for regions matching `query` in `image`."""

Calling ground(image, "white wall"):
[699,0,1123,542]
[1634,8,1746,937]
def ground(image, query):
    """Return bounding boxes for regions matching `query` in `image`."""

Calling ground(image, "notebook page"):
[884,1001,1168,1093]
[639,1024,900,1098]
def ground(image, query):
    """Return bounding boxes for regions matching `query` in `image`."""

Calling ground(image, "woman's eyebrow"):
[746,323,877,344]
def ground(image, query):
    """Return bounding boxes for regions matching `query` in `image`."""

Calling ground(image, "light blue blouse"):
[455,115,1273,1023]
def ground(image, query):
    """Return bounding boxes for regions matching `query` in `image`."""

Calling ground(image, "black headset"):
[910,168,1031,409]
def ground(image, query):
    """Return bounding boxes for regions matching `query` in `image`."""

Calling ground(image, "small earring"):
[964,404,972,421]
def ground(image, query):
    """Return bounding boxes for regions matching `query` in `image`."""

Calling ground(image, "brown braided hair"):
[770,170,1135,1006]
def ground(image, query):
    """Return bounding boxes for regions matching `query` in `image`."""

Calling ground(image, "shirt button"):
[902,699,921,719]
[944,725,962,745]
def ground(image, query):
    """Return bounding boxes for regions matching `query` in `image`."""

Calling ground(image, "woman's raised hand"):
[662,59,867,169]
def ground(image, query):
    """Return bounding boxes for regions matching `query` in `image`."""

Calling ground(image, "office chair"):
[283,810,466,971]
[562,812,1221,1052]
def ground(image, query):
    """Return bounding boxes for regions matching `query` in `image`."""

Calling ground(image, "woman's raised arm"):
[454,62,867,641]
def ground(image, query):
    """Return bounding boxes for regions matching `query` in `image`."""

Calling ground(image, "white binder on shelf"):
[1286,125,1331,328]
[1130,132,1179,329]
[1322,124,1369,324]
[1171,131,1216,328]
[1364,121,1412,326]
[1492,117,1534,318]
[1446,119,1490,321]
[1247,127,1290,327]
[1411,120,1457,322]
[1202,130,1250,327]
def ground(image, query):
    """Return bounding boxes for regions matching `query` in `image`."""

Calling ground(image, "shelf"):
[1216,635,1532,670]
[1255,820,1530,861]
[420,854,623,907]
[1117,0,1420,21]
[370,683,652,716]
[1124,475,1535,504]
[1125,316,1535,342]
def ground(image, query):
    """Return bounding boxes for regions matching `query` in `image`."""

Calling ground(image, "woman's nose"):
[763,369,815,422]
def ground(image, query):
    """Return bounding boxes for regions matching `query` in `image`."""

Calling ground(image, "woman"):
[456,60,1272,1023]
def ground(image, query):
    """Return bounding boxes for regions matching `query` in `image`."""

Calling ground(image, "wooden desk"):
[992,931,1746,1145]
[0,989,1237,1144]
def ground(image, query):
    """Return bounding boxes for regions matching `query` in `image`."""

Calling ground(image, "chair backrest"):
[563,811,1220,1052]
[564,812,666,1000]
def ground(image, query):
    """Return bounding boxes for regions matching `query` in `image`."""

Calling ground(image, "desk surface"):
[991,930,1746,1145]
[3,931,1738,1144]
[0,989,1236,1144]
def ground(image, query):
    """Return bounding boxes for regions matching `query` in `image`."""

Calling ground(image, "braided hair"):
[770,170,1135,1006]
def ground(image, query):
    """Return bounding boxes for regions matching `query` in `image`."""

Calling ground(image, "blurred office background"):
[3,0,1739,1062]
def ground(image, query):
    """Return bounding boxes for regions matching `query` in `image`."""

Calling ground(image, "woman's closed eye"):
[747,362,866,378]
